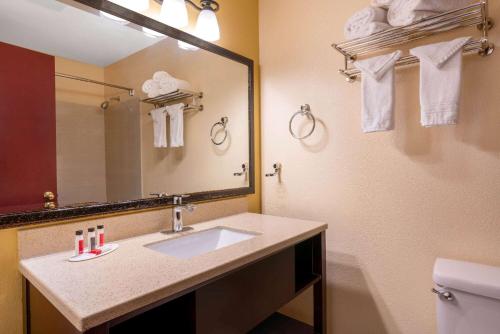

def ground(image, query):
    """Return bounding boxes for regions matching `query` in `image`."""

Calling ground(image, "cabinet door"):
[0,42,56,213]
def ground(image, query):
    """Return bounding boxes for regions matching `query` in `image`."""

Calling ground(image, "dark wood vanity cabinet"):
[26,233,326,334]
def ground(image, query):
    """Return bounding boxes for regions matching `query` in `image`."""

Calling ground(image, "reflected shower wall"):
[104,98,142,202]
[56,101,107,206]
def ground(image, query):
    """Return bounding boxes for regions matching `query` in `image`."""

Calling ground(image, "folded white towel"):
[371,0,394,9]
[410,37,470,127]
[147,81,161,98]
[150,107,167,148]
[166,103,185,147]
[388,0,473,26]
[344,7,391,40]
[142,79,155,94]
[158,78,192,95]
[153,71,172,82]
[354,50,402,133]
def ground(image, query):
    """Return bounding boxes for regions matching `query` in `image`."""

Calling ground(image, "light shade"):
[194,8,220,42]
[160,0,189,28]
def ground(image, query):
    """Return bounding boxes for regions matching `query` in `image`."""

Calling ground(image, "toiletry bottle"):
[88,227,96,251]
[75,230,84,256]
[97,225,105,248]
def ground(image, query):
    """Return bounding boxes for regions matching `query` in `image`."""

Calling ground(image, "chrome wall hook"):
[265,163,282,177]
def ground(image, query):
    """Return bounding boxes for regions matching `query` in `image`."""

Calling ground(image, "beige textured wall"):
[260,1,500,333]
[104,38,249,196]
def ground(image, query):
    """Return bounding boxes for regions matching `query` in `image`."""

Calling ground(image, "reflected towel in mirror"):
[150,107,168,148]
[166,103,185,147]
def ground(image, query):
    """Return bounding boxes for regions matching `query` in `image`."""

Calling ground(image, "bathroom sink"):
[145,227,259,259]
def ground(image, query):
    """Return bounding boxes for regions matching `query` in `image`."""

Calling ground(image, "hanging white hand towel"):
[166,103,185,147]
[354,50,402,133]
[410,37,471,127]
[150,107,167,148]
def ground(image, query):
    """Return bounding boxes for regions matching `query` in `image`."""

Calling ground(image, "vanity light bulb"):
[194,8,220,42]
[160,0,189,29]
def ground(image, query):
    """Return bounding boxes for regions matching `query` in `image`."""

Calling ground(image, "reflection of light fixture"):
[155,0,221,42]
[99,10,129,24]
[109,0,150,12]
[178,40,199,51]
[142,27,165,38]
[160,0,189,29]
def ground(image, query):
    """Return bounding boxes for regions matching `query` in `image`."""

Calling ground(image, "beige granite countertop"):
[19,213,327,331]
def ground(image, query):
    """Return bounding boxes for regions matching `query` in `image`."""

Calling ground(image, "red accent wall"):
[0,42,56,212]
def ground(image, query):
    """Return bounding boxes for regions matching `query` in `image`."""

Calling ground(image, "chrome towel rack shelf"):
[332,0,494,82]
[146,104,204,116]
[141,89,203,108]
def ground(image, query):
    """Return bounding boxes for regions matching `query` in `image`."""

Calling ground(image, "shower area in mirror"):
[55,57,142,206]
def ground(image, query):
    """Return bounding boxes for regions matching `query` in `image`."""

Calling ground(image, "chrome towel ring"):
[211,117,229,145]
[289,104,316,139]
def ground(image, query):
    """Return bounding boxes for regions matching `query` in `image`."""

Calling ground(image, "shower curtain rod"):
[55,72,135,96]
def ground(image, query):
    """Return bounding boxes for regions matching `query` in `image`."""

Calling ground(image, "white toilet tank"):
[434,258,500,334]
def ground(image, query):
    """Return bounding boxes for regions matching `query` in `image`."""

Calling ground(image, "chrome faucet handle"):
[173,194,191,205]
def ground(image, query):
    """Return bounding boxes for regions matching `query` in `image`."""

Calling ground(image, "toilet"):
[433,258,500,334]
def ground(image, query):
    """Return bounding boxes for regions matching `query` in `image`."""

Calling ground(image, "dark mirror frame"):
[0,0,255,229]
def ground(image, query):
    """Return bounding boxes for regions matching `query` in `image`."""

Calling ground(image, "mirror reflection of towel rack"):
[147,104,203,115]
[143,89,204,115]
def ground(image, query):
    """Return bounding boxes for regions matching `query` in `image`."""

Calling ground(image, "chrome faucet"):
[171,195,196,233]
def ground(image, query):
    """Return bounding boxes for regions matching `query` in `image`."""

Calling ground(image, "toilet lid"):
[434,258,500,301]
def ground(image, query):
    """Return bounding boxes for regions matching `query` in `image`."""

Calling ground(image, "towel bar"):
[339,39,494,81]
[333,0,494,82]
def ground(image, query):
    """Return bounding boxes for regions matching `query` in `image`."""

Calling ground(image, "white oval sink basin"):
[145,227,259,259]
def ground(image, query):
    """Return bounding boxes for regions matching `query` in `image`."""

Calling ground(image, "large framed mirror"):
[0,0,254,227]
